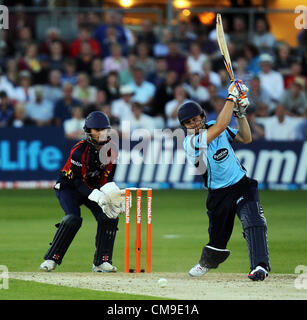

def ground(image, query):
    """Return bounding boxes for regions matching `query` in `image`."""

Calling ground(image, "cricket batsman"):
[178,80,271,281]
[40,111,123,272]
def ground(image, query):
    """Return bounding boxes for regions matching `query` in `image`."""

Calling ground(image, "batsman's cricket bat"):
[216,13,235,82]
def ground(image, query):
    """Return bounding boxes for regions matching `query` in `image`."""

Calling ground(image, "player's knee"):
[237,201,267,230]
[61,214,83,228]
[199,245,230,269]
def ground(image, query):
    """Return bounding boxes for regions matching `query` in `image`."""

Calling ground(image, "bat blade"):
[216,13,234,81]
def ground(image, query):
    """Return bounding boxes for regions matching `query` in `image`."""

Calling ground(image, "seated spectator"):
[25,85,54,126]
[274,42,296,77]
[54,82,82,126]
[128,67,156,110]
[6,58,19,87]
[0,90,14,127]
[94,11,128,57]
[198,26,219,56]
[234,56,251,86]
[229,16,249,54]
[166,41,186,81]
[70,24,101,58]
[252,17,276,55]
[103,43,128,75]
[0,29,16,59]
[153,29,172,58]
[100,71,120,104]
[0,67,15,99]
[111,84,134,123]
[14,26,33,56]
[48,40,65,71]
[43,70,63,104]
[257,104,303,140]
[174,21,197,55]
[119,52,137,85]
[33,54,51,85]
[63,106,85,140]
[61,58,78,85]
[12,102,26,128]
[186,42,208,75]
[280,77,307,116]
[200,61,221,88]
[116,11,135,49]
[73,72,97,105]
[14,70,35,103]
[243,43,261,75]
[165,85,189,129]
[247,75,271,117]
[150,70,178,117]
[284,61,304,89]
[184,73,209,104]
[135,42,156,76]
[217,69,229,99]
[76,41,94,74]
[18,43,41,76]
[203,84,219,113]
[207,96,237,127]
[246,107,265,140]
[121,102,156,136]
[146,57,168,87]
[258,53,284,113]
[137,19,157,54]
[39,27,68,56]
[99,27,119,58]
[90,57,105,89]
[99,104,120,129]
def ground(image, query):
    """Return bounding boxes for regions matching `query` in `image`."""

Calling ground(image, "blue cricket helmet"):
[177,100,206,125]
[83,111,111,133]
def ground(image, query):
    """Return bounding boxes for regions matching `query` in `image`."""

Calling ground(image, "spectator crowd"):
[0,8,307,141]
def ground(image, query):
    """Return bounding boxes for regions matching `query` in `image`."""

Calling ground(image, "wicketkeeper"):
[178,80,271,281]
[40,111,124,272]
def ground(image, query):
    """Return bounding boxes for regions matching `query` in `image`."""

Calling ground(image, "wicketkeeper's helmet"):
[83,111,111,132]
[83,111,111,147]
[177,100,207,126]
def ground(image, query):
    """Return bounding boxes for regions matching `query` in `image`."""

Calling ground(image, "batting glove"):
[226,80,249,104]
[234,92,250,119]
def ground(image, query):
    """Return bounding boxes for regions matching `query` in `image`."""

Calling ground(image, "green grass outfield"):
[0,189,306,299]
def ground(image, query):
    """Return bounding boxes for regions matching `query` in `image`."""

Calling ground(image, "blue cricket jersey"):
[184,120,246,189]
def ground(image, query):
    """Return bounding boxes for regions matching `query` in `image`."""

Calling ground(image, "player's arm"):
[234,117,252,144]
[207,100,235,144]
[207,81,248,144]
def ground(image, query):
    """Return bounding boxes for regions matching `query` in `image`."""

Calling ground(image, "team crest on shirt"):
[213,148,229,161]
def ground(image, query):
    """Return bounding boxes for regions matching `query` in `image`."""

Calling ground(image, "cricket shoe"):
[248,266,268,281]
[40,259,57,272]
[189,264,209,277]
[92,262,118,273]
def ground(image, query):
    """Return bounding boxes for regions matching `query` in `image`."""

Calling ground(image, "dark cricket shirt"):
[57,139,117,197]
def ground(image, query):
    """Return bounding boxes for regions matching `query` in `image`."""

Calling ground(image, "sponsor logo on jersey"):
[213,148,229,161]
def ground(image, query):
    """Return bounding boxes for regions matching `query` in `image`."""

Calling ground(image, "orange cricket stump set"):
[124,187,152,273]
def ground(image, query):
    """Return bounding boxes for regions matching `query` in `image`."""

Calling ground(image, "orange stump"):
[135,189,142,273]
[124,189,131,273]
[146,189,152,273]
